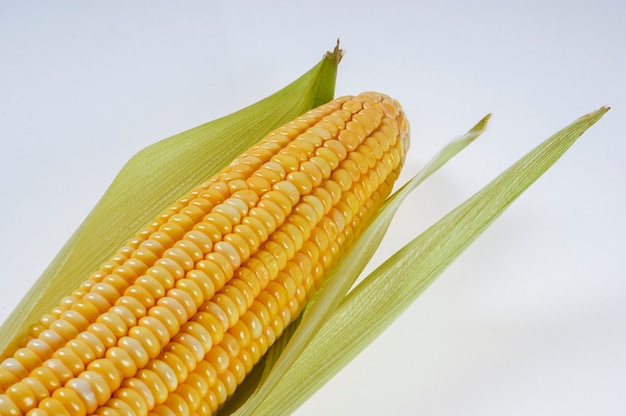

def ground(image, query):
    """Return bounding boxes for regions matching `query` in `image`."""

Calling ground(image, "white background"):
[1,1,624,415]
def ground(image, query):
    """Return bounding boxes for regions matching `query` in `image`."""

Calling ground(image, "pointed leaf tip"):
[470,113,491,135]
[326,39,344,64]
[581,106,610,122]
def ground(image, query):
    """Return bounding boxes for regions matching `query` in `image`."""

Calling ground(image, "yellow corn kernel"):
[0,92,409,415]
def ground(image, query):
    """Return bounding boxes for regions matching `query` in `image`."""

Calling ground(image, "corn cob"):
[0,91,410,416]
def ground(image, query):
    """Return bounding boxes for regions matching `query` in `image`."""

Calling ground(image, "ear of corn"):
[0,91,410,415]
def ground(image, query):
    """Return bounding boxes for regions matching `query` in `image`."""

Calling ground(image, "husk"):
[0,44,342,356]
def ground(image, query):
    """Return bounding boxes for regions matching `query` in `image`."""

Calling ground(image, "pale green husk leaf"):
[0,46,342,355]
[249,106,609,415]
[225,115,491,416]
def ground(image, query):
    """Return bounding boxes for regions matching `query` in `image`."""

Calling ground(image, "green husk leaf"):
[0,45,343,356]
[225,115,491,416]
[250,107,609,416]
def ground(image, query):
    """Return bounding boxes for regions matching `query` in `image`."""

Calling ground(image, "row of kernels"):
[238,147,285,190]
[257,98,380,185]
